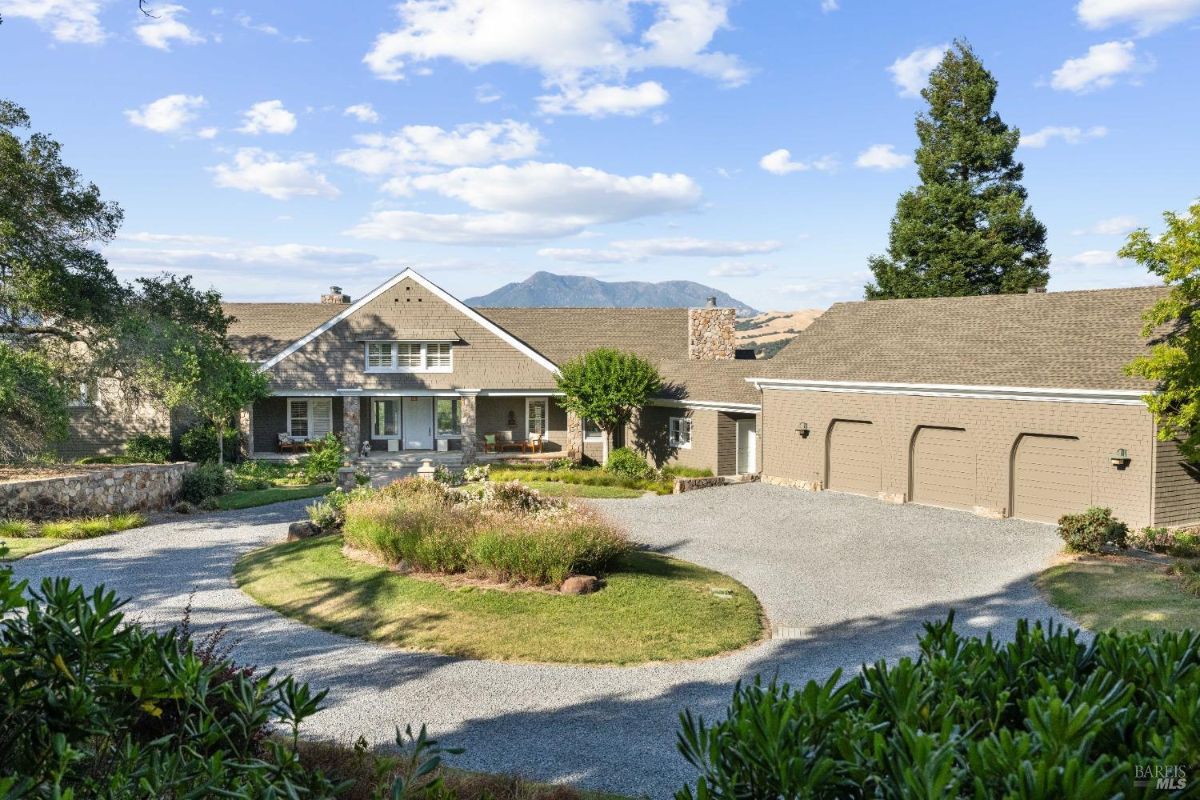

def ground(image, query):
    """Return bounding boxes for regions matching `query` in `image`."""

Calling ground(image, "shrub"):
[433,464,462,485]
[678,615,1200,799]
[126,433,171,463]
[342,478,630,585]
[306,499,340,530]
[303,432,343,482]
[173,500,196,514]
[1171,559,1200,597]
[1172,532,1200,558]
[462,463,490,482]
[605,446,651,479]
[548,457,576,471]
[199,496,221,511]
[76,454,142,465]
[1129,525,1174,552]
[180,462,233,503]
[180,423,239,464]
[1057,506,1128,553]
[0,568,351,797]
[39,513,148,540]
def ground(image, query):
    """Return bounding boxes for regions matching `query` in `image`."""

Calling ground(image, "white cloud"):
[211,149,339,200]
[335,120,542,177]
[344,103,381,123]
[1077,0,1200,35]
[1072,215,1139,235]
[362,0,748,108]
[820,0,840,12]
[1065,249,1121,267]
[347,162,701,244]
[233,11,309,42]
[125,94,206,134]
[539,237,782,263]
[1020,125,1109,148]
[779,271,871,302]
[121,232,233,245]
[136,4,205,50]
[854,143,911,170]
[888,44,948,97]
[475,83,503,104]
[109,242,376,268]
[197,126,218,139]
[538,81,670,117]
[0,0,105,43]
[759,149,837,175]
[1050,41,1139,93]
[708,262,773,277]
[237,100,298,135]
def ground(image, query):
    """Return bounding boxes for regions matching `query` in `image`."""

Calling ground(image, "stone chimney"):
[688,301,736,360]
[1027,286,1047,294]
[321,285,351,304]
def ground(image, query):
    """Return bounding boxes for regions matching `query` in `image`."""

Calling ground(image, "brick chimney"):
[688,298,736,360]
[321,285,351,304]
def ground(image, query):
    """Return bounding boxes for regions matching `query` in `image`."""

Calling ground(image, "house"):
[214,269,761,474]
[750,285,1200,528]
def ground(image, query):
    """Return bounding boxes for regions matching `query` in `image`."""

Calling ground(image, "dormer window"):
[365,341,453,373]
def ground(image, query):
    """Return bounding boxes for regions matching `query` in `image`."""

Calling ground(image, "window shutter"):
[310,399,333,437]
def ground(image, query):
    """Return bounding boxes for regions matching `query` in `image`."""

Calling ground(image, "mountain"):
[466,271,758,315]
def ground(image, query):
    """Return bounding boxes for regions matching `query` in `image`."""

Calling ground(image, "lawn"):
[235,536,764,664]
[488,461,709,496]
[1037,554,1200,633]
[0,538,66,560]
[521,480,646,499]
[215,483,333,510]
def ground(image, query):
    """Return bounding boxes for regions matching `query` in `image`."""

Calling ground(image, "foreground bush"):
[1057,506,1128,553]
[343,478,630,585]
[179,423,239,464]
[678,615,1199,798]
[304,432,344,482]
[606,446,652,479]
[180,462,234,503]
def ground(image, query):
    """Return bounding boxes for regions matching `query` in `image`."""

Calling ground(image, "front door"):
[736,418,757,474]
[403,397,434,450]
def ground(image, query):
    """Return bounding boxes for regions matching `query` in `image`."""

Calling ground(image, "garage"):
[911,426,975,510]
[1011,434,1090,523]
[826,420,881,496]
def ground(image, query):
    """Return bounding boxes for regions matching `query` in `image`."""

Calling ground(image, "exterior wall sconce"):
[1110,448,1131,468]
[796,422,810,438]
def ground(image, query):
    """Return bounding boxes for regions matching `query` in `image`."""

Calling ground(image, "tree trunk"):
[217,421,225,465]
[603,428,611,465]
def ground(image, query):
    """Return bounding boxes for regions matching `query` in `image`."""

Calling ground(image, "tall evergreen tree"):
[865,40,1049,299]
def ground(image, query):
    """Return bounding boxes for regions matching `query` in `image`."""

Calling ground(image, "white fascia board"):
[747,377,1148,406]
[650,398,762,413]
[478,390,563,397]
[272,389,460,397]
[258,268,560,375]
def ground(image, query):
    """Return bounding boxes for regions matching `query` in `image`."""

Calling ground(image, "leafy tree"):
[866,40,1049,299]
[182,350,269,465]
[1124,201,1200,459]
[0,343,68,460]
[555,348,662,463]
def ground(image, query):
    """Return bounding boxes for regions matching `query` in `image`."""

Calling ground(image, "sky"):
[1,0,1198,312]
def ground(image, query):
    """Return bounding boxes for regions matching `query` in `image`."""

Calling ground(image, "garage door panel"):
[912,427,975,510]
[827,421,881,496]
[1012,435,1089,523]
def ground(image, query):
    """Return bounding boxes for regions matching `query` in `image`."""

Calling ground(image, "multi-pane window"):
[669,417,693,449]
[364,342,453,372]
[288,398,332,439]
[583,418,603,439]
[436,397,460,436]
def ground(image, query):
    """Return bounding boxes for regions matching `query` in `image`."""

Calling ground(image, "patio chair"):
[481,433,498,454]
[278,433,305,454]
[523,432,544,454]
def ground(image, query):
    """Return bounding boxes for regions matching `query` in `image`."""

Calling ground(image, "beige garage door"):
[911,427,975,510]
[827,421,881,496]
[1012,435,1089,523]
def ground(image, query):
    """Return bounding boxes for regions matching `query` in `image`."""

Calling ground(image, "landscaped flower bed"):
[342,478,630,586]
[488,457,712,496]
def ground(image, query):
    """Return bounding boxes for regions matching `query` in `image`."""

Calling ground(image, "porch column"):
[459,390,478,463]
[237,403,253,459]
[340,391,362,463]
[566,410,584,462]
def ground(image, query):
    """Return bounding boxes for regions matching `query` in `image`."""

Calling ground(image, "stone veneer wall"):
[687,307,737,360]
[0,463,196,521]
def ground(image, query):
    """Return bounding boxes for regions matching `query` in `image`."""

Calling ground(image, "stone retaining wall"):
[0,463,195,520]
[673,473,760,493]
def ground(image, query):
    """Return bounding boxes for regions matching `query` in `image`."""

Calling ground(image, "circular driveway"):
[10,482,1066,798]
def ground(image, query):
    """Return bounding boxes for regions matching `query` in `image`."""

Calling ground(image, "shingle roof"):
[223,301,763,404]
[475,307,688,365]
[224,303,339,361]
[764,286,1168,391]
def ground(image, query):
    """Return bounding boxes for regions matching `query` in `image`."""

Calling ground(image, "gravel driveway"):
[9,482,1065,798]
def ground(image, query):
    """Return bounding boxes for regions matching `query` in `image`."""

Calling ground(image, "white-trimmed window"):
[669,417,693,449]
[583,418,603,440]
[288,398,332,439]
[364,342,453,373]
[436,398,460,437]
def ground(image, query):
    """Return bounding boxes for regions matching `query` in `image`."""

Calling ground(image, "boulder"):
[287,521,322,541]
[560,575,600,595]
